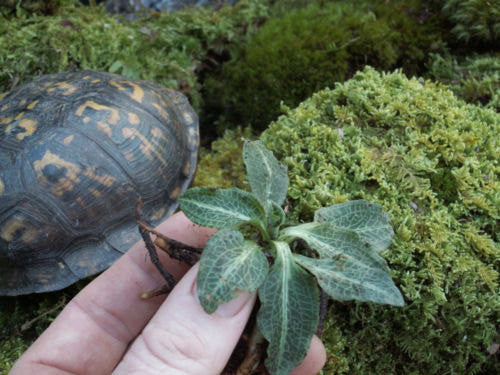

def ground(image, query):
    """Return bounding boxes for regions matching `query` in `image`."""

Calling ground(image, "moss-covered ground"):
[1,0,498,373]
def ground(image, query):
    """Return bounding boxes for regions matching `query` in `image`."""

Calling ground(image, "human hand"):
[11,212,326,374]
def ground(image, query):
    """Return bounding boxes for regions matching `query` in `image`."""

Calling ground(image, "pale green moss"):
[194,127,253,189]
[259,66,498,374]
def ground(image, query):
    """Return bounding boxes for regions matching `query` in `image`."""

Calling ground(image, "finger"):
[290,335,327,375]
[11,212,215,375]
[114,263,256,375]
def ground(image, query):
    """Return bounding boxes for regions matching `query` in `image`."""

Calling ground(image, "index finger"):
[11,212,214,375]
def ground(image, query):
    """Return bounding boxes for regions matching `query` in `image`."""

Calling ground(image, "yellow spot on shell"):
[77,197,86,207]
[76,101,120,125]
[0,178,4,195]
[122,127,168,167]
[63,135,74,145]
[33,150,116,197]
[19,99,27,107]
[122,128,134,139]
[15,111,25,120]
[27,100,39,110]
[33,151,81,196]
[83,117,90,124]
[109,80,126,91]
[47,82,77,96]
[124,150,135,161]
[1,218,25,241]
[170,186,182,200]
[91,79,100,83]
[183,160,191,176]
[183,111,194,124]
[83,75,92,80]
[109,80,144,103]
[151,127,169,144]
[126,82,144,103]
[16,118,38,140]
[89,188,102,198]
[128,112,140,125]
[0,218,39,243]
[0,117,13,125]
[0,92,7,100]
[1,104,8,111]
[153,207,166,220]
[97,121,112,137]
[152,103,168,120]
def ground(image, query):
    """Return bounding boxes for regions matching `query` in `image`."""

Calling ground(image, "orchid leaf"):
[197,229,268,313]
[243,140,288,212]
[314,200,394,253]
[257,241,319,375]
[179,187,266,230]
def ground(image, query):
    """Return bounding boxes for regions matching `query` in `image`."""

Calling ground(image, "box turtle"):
[0,70,199,296]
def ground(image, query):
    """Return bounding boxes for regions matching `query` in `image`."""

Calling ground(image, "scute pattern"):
[0,71,199,295]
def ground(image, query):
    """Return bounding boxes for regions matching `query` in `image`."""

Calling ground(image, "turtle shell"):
[0,71,199,295]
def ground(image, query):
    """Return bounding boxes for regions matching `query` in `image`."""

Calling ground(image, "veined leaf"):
[197,230,268,313]
[257,241,319,375]
[294,254,404,306]
[268,201,286,238]
[280,222,386,269]
[314,200,394,253]
[243,140,288,212]
[179,187,266,230]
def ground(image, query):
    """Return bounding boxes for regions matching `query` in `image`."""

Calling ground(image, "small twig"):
[138,222,202,266]
[21,296,66,332]
[136,199,176,295]
[317,289,328,336]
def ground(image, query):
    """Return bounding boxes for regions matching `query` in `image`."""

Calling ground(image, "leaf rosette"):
[178,140,404,375]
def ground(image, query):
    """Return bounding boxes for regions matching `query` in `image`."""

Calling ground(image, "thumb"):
[113,263,256,375]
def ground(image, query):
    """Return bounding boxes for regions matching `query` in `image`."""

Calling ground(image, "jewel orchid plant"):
[178,140,404,375]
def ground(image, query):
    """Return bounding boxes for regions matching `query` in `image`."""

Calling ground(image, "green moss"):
[442,0,500,44]
[203,0,445,131]
[258,67,499,373]
[0,283,83,374]
[0,0,270,112]
[426,53,500,110]
[194,126,253,189]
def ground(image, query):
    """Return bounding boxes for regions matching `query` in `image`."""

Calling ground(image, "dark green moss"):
[442,0,500,45]
[202,0,446,131]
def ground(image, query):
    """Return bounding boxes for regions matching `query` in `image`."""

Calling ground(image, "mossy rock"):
[203,0,446,131]
[196,66,499,374]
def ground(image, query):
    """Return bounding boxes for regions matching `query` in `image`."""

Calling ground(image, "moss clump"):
[426,53,500,111]
[258,67,498,374]
[194,126,255,189]
[203,0,445,131]
[441,0,500,45]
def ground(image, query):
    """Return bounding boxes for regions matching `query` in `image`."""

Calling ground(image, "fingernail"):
[214,291,253,318]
